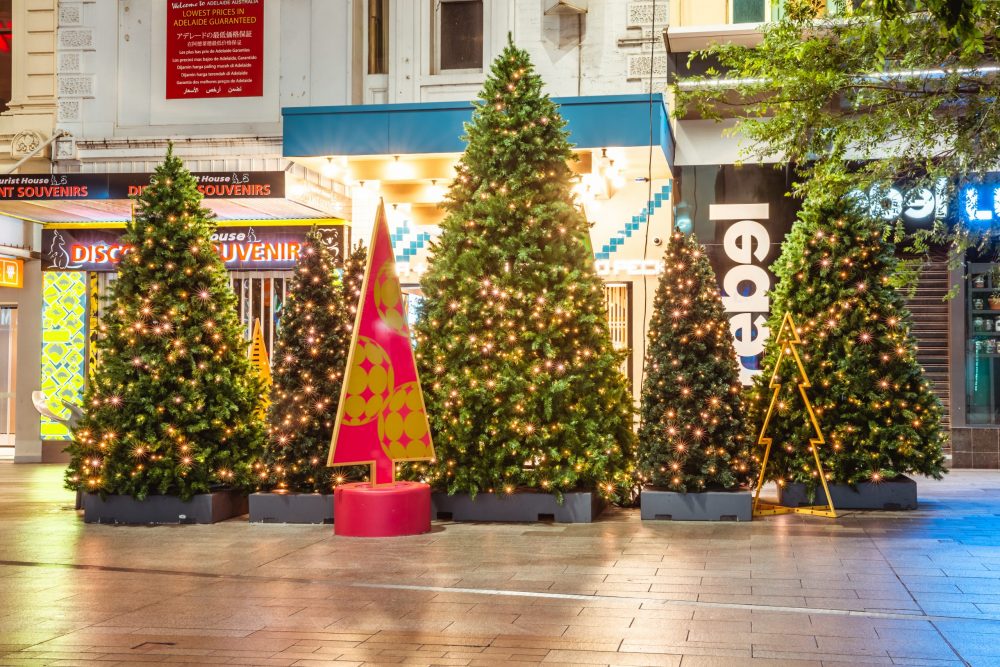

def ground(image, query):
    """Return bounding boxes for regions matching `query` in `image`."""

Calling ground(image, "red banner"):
[166,0,264,99]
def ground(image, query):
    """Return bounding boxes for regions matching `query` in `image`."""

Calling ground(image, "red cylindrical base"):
[333,481,431,537]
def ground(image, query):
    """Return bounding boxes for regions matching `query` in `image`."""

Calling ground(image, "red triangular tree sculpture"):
[328,202,435,485]
[752,313,836,518]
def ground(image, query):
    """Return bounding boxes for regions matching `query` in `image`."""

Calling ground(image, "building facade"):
[6,0,974,467]
[1,0,676,462]
[665,0,978,463]
[4,0,355,462]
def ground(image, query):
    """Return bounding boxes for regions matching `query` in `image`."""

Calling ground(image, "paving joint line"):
[4,558,994,628]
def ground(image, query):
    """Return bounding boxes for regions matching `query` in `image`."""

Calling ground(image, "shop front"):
[282,94,675,398]
[0,171,347,461]
[950,180,1000,465]
[672,162,1000,465]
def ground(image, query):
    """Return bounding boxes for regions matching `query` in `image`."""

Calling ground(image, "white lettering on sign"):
[850,178,948,224]
[63,241,301,267]
[709,205,772,385]
[594,259,664,276]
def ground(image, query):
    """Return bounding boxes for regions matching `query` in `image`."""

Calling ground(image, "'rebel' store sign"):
[708,204,773,386]
[41,225,346,272]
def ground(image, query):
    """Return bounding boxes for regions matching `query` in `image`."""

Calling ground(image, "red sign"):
[166,0,265,99]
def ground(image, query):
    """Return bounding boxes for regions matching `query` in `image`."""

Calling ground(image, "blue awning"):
[282,94,673,170]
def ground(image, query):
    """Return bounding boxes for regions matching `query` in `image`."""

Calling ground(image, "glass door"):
[603,283,632,382]
[0,306,16,459]
[230,271,292,357]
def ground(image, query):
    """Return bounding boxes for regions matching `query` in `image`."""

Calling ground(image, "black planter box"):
[431,491,603,523]
[249,492,334,524]
[778,475,917,510]
[82,489,247,524]
[640,489,752,521]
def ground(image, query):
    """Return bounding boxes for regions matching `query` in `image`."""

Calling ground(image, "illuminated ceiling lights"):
[573,148,625,203]
[428,179,446,203]
[387,155,413,180]
[322,156,346,179]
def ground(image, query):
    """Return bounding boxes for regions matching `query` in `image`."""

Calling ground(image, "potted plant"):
[750,199,946,511]
[404,40,635,522]
[64,146,266,524]
[989,268,1000,309]
[638,231,753,521]
[249,241,368,523]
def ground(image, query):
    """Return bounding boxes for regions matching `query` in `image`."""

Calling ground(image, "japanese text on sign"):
[166,0,265,99]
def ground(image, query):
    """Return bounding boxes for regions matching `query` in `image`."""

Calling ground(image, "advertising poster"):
[166,0,265,99]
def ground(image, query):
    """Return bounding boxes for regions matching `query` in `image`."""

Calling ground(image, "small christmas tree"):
[264,230,365,492]
[639,231,750,491]
[411,39,635,500]
[64,146,265,500]
[749,199,947,487]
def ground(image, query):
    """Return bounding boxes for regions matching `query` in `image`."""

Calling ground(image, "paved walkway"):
[2,465,1000,666]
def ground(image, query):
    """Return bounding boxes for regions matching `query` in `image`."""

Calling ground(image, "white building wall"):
[367,0,667,103]
[59,0,354,160]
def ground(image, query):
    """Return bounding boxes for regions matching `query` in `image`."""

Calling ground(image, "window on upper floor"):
[732,0,768,23]
[0,0,10,113]
[368,0,388,75]
[768,0,863,21]
[435,0,484,72]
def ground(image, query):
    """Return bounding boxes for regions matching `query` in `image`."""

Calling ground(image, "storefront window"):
[732,0,766,23]
[230,272,288,356]
[436,0,483,72]
[966,262,1000,424]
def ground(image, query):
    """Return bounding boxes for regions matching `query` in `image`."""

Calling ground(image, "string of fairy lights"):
[746,207,946,488]
[638,230,750,492]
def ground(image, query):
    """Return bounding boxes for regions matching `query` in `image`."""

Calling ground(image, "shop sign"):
[0,172,284,200]
[959,182,1000,229]
[594,259,663,276]
[0,258,22,288]
[166,0,265,99]
[849,179,949,229]
[42,225,346,272]
[708,203,772,386]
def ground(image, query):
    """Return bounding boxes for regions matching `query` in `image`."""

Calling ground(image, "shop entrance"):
[92,271,291,359]
[230,271,291,355]
[0,306,16,460]
[604,283,632,382]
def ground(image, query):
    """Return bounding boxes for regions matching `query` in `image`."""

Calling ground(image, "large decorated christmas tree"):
[411,39,635,500]
[263,231,366,492]
[64,146,265,500]
[639,231,750,491]
[750,199,947,486]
